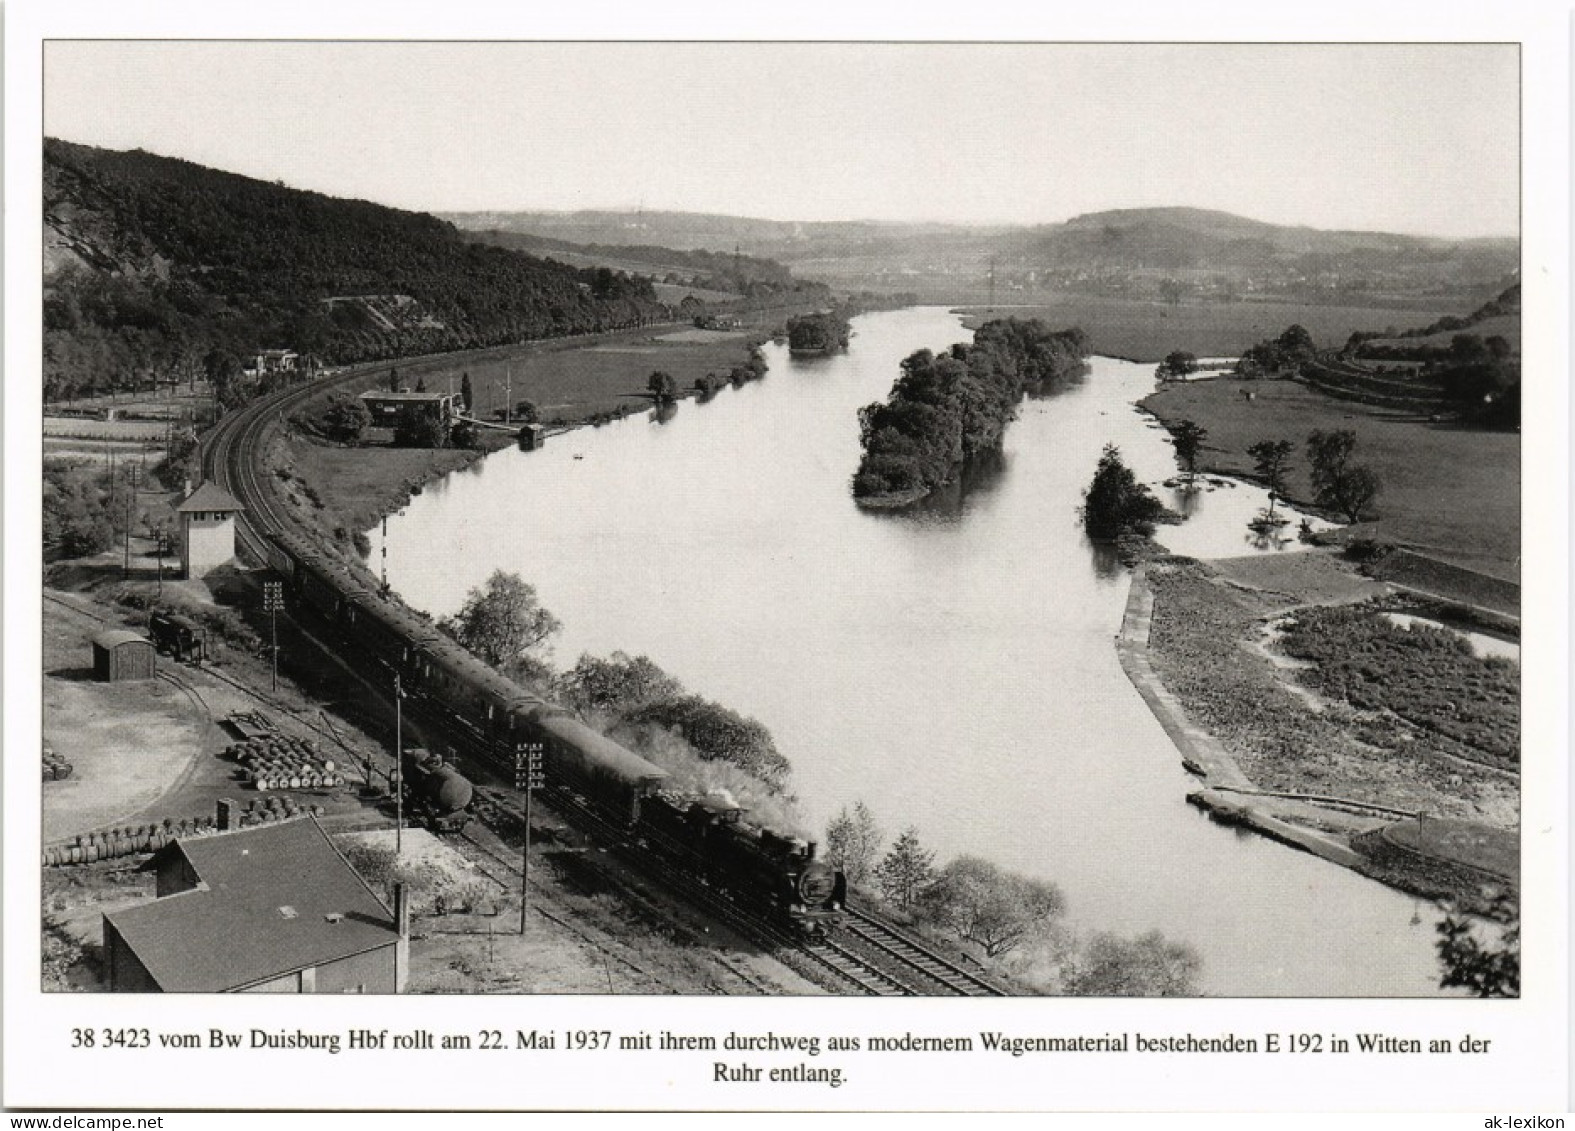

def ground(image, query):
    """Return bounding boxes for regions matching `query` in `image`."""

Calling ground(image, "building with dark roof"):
[357,390,458,427]
[103,817,407,993]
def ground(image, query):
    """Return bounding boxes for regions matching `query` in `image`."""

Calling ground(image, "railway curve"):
[195,349,1009,998]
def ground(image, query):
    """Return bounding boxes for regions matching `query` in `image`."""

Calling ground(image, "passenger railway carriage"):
[269,525,844,933]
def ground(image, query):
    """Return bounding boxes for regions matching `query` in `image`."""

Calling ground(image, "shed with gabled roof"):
[102,817,407,993]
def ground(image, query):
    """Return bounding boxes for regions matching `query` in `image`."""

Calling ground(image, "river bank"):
[1119,549,1517,912]
[266,319,786,547]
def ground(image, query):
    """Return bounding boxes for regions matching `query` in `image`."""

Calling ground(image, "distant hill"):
[445,205,1517,309]
[43,140,669,400]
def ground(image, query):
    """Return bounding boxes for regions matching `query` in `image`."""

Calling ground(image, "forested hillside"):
[42,140,670,401]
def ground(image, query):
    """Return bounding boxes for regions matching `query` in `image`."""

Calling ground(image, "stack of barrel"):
[225,735,343,792]
[42,801,330,866]
[42,741,74,782]
[237,796,325,826]
[44,817,199,866]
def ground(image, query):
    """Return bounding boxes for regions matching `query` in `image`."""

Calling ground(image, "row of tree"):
[853,318,1091,500]
[824,800,1199,994]
[432,574,792,791]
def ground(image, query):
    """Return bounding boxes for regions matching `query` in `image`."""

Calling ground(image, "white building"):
[176,481,244,579]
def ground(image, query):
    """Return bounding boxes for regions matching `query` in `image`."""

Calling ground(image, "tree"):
[392,410,449,449]
[1155,351,1198,382]
[1246,439,1294,522]
[557,651,683,715]
[825,802,883,888]
[321,393,371,444]
[1062,930,1201,996]
[388,365,400,393]
[1158,278,1184,306]
[1080,444,1168,540]
[1169,420,1208,479]
[875,826,935,909]
[415,375,427,393]
[204,348,244,411]
[461,371,474,412]
[437,570,561,671]
[647,370,679,405]
[917,856,1064,957]
[628,696,790,789]
[1306,429,1382,522]
[1437,894,1519,998]
[42,470,114,559]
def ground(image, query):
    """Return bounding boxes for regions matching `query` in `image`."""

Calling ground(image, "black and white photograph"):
[5,3,1568,1115]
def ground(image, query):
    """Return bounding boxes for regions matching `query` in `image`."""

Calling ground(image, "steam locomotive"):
[269,527,845,934]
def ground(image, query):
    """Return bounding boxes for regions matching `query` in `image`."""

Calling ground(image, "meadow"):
[1141,378,1520,580]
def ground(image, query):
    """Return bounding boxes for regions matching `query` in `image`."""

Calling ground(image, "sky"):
[44,42,1519,239]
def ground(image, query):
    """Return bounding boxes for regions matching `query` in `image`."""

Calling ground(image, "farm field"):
[955,294,1465,362]
[1141,377,1519,579]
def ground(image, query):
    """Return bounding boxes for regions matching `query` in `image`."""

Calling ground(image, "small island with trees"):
[786,310,852,355]
[852,317,1090,507]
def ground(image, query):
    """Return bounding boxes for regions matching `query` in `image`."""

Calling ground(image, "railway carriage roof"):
[539,714,669,785]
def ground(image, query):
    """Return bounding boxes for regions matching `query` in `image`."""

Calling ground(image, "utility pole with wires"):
[393,671,405,855]
[262,581,283,692]
[120,463,143,580]
[515,741,544,935]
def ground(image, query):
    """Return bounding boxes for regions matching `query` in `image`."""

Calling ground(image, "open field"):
[1142,559,1517,834]
[954,294,1462,362]
[1141,378,1519,579]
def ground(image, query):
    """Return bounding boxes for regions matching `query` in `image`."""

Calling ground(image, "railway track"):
[191,344,1010,998]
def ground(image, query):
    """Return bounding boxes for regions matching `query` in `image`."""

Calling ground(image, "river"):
[381,306,1447,996]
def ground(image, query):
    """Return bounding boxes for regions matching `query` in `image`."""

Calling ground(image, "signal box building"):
[102,816,408,994]
[91,629,156,683]
[176,481,244,579]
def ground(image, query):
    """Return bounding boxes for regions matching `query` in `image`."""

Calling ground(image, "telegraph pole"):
[515,741,544,935]
[262,581,283,691]
[505,365,512,426]
[393,672,404,855]
[120,464,142,580]
[381,514,389,592]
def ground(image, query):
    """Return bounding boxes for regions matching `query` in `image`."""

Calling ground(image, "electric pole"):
[515,741,544,935]
[262,581,283,692]
[121,464,142,580]
[394,672,404,855]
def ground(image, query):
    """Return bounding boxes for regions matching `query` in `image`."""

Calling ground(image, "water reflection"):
[382,307,1448,996]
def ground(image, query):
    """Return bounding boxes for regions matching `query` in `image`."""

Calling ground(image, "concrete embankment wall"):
[1115,565,1372,873]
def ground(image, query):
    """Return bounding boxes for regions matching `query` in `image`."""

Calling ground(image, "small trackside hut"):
[91,629,156,683]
